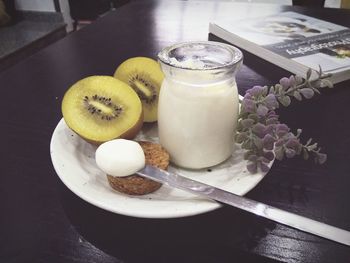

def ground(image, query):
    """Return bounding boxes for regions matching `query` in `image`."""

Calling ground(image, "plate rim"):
[50,118,270,219]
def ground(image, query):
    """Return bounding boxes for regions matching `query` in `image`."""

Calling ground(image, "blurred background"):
[0,0,348,72]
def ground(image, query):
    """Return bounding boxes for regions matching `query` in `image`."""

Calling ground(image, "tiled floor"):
[0,11,66,71]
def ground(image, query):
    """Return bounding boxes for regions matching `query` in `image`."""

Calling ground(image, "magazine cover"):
[213,12,350,74]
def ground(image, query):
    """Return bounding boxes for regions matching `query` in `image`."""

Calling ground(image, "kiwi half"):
[114,57,164,122]
[62,76,143,144]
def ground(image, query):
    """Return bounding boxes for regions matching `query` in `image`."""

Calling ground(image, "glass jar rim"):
[157,41,243,71]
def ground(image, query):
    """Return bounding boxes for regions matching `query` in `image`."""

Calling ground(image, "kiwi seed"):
[114,57,164,122]
[83,94,123,121]
[128,74,157,105]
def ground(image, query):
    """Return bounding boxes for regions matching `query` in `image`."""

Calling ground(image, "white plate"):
[50,118,271,219]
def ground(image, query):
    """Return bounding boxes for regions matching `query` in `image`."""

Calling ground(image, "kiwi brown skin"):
[119,110,144,140]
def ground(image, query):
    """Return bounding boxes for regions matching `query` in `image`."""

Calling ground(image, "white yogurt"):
[158,41,242,169]
[95,139,145,177]
[158,78,239,169]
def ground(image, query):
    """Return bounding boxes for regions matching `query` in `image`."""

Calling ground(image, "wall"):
[59,0,73,31]
[14,0,73,31]
[15,0,56,12]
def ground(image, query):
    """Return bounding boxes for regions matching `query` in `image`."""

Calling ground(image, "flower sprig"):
[236,68,331,173]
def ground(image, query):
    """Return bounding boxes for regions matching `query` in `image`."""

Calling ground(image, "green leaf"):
[306,138,313,146]
[274,147,284,160]
[313,87,321,94]
[235,132,247,143]
[241,118,255,128]
[253,137,263,149]
[293,91,302,101]
[236,121,243,131]
[244,151,256,160]
[299,88,314,99]
[278,96,291,107]
[275,84,283,94]
[242,140,253,150]
[295,75,304,85]
[307,143,318,151]
[306,68,312,80]
[262,86,268,96]
[240,67,328,172]
[296,129,302,137]
[248,113,259,122]
[321,79,334,88]
[318,65,323,77]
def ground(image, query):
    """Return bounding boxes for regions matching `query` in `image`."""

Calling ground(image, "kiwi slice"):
[62,76,143,144]
[114,57,164,122]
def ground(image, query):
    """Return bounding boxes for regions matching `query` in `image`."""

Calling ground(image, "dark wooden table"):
[1,1,350,262]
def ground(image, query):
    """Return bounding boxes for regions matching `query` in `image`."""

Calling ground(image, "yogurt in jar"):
[158,78,239,168]
[157,41,243,169]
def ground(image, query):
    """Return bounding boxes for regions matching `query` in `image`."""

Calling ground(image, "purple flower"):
[257,104,268,116]
[265,94,278,109]
[263,151,275,161]
[263,134,275,150]
[274,147,284,160]
[265,124,275,134]
[279,77,290,89]
[285,138,301,149]
[244,92,252,100]
[241,118,255,128]
[259,162,270,173]
[242,98,255,113]
[285,148,296,158]
[241,70,329,174]
[267,110,278,118]
[266,111,279,125]
[276,124,289,137]
[266,117,278,125]
[247,162,258,174]
[289,75,296,86]
[300,88,314,99]
[275,139,284,147]
[252,123,267,138]
[247,86,264,97]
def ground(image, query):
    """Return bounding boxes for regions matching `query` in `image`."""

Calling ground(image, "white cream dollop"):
[95,139,145,177]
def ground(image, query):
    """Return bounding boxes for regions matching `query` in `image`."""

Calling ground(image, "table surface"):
[1,1,350,262]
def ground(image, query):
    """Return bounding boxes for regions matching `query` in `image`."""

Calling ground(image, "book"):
[209,11,350,84]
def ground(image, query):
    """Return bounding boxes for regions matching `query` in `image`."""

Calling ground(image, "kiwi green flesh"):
[83,94,123,120]
[79,111,144,145]
[129,74,157,104]
[64,92,140,143]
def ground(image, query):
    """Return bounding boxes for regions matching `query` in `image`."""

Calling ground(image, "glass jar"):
[157,41,243,169]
